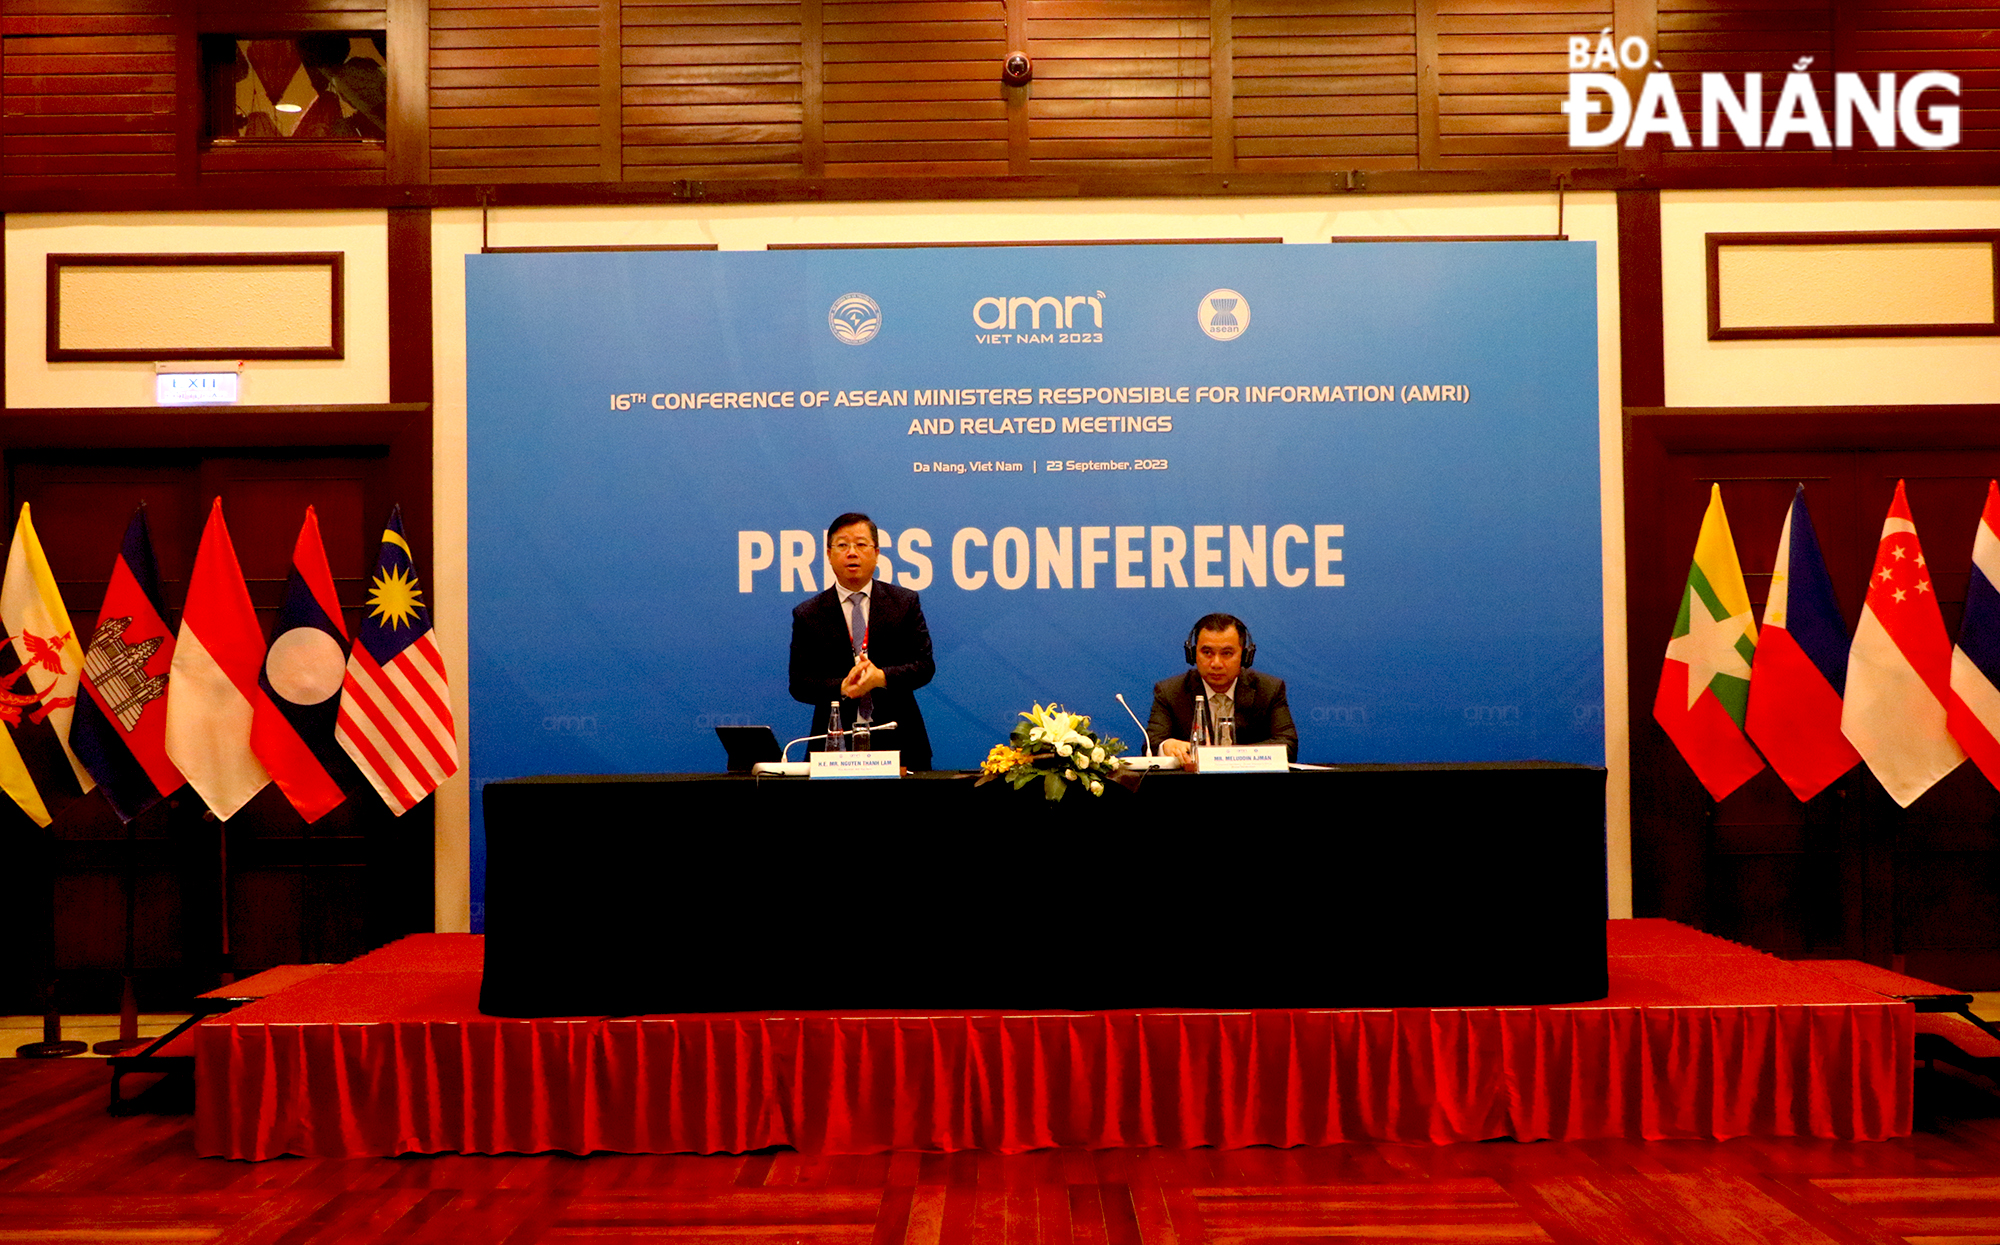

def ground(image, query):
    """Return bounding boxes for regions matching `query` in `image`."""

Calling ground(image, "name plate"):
[1196,744,1288,773]
[808,751,901,779]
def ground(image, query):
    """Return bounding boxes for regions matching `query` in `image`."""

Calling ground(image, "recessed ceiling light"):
[275,103,303,113]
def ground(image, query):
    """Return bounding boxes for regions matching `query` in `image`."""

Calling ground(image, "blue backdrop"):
[466,242,1603,927]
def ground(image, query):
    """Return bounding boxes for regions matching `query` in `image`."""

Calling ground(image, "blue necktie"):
[847,592,874,720]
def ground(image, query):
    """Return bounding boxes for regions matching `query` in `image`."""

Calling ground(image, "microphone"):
[1114,693,1151,756]
[782,721,900,761]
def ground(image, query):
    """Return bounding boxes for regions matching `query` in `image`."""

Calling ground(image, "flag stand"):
[92,817,149,1055]
[17,829,82,1057]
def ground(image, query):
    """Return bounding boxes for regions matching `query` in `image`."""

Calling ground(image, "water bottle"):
[827,700,846,752]
[1217,716,1236,747]
[1191,702,1208,748]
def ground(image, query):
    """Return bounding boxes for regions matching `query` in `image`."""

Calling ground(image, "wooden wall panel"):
[2,28,177,183]
[1654,0,1832,169]
[1027,0,1211,174]
[1233,0,1417,171]
[624,0,806,179]
[822,0,1006,177]
[1436,0,1617,168]
[1843,0,2000,161]
[195,3,389,32]
[430,0,603,183]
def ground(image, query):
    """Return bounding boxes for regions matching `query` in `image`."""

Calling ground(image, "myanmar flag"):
[1654,483,1765,800]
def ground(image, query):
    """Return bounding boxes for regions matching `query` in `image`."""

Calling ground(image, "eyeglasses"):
[831,540,876,554]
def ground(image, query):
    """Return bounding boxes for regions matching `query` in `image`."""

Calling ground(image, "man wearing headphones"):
[1147,613,1298,769]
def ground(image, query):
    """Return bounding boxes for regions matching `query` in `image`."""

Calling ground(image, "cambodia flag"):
[253,507,352,823]
[1948,480,2000,785]
[71,504,183,821]
[1842,480,1965,807]
[1746,485,1860,801]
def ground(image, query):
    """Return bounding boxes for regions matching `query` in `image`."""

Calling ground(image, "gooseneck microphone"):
[1114,693,1152,756]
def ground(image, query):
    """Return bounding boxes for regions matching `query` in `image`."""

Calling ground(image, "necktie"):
[846,592,874,720]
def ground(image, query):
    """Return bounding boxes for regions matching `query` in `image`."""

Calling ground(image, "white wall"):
[5,211,389,409]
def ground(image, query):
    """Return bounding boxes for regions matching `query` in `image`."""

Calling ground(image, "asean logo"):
[828,293,882,345]
[1198,289,1250,341]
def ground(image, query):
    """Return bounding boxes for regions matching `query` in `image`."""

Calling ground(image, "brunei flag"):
[1949,480,2000,786]
[1654,483,1765,800]
[0,505,93,825]
[71,504,183,822]
[336,507,459,815]
[253,507,352,823]
[1843,480,1965,807]
[164,499,270,820]
[1746,485,1860,802]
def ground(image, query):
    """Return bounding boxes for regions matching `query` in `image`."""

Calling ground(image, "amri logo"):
[1562,32,1959,150]
[828,293,882,345]
[972,293,1104,331]
[1198,290,1249,341]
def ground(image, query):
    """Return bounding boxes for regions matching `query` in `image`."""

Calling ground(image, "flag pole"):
[16,822,82,1058]
[92,812,148,1054]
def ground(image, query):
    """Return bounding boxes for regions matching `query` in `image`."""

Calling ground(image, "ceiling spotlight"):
[275,103,303,113]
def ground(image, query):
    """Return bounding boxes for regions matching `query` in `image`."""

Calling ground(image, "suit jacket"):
[1147,668,1298,761]
[790,579,935,770]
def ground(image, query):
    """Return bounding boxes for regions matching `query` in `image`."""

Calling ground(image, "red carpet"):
[193,920,1912,1160]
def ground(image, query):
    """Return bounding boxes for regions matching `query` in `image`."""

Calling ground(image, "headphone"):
[1184,614,1255,668]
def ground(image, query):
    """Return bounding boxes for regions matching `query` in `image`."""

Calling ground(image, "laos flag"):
[254,507,353,822]
[1747,484,1860,801]
[1949,480,2000,786]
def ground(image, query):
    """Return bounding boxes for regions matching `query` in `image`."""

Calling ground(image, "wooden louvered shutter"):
[431,0,605,183]
[1840,0,1997,163]
[2,5,177,186]
[823,0,1008,177]
[1028,0,1211,174]
[1655,0,1833,168]
[626,0,805,179]
[1436,0,1617,168]
[1233,0,1417,171]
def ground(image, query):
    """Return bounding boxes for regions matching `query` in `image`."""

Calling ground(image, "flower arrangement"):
[975,702,1127,801]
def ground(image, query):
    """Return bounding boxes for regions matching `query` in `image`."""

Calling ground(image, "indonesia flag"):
[1746,485,1860,801]
[1842,480,1965,807]
[1948,480,2000,785]
[163,499,270,820]
[1654,483,1765,800]
[71,504,183,821]
[336,507,459,815]
[253,507,351,823]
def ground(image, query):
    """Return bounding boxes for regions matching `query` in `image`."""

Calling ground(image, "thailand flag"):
[253,507,352,823]
[164,499,270,821]
[1948,480,2000,785]
[1842,480,1965,807]
[1746,485,1860,801]
[71,504,183,821]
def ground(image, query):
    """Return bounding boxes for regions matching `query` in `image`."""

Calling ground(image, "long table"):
[478,764,1607,1017]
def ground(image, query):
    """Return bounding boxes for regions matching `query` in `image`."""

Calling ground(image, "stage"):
[192,920,1912,1160]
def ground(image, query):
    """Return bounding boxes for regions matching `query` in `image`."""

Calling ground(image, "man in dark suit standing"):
[789,512,935,770]
[1148,613,1298,769]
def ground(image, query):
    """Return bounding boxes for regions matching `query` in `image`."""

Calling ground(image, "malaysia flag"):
[71,504,183,821]
[336,506,458,815]
[1842,480,1965,807]
[164,499,270,820]
[253,507,352,823]
[1948,480,2000,785]
[1746,485,1860,801]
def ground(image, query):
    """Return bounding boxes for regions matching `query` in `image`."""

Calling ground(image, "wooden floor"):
[9,1061,2000,1244]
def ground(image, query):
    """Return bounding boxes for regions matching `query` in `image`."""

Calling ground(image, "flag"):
[252,507,351,823]
[164,499,270,820]
[1949,480,2000,786]
[71,504,183,821]
[1842,480,1965,807]
[0,505,93,825]
[1746,485,1861,801]
[1654,484,1765,800]
[336,506,459,815]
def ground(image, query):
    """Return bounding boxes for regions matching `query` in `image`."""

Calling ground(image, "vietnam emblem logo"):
[1199,289,1249,341]
[828,293,882,345]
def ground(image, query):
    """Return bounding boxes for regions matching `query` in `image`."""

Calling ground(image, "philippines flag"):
[163,499,270,820]
[1746,485,1860,801]
[1948,480,2000,785]
[1842,480,1965,807]
[71,504,183,821]
[253,507,352,823]
[336,507,459,815]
